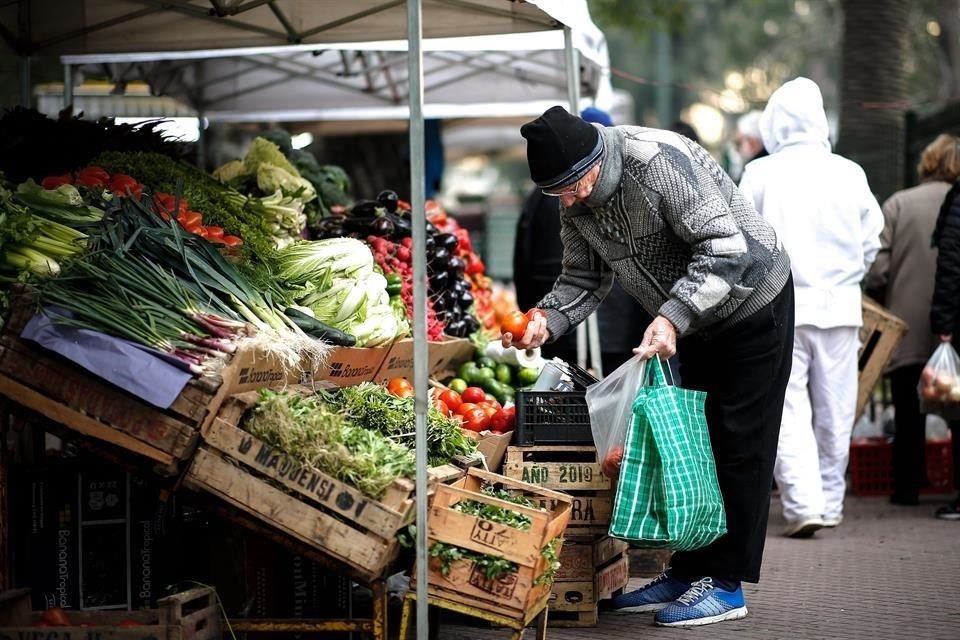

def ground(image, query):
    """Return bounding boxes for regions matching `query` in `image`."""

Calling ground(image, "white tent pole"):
[63,64,73,112]
[564,26,579,112]
[406,1,430,638]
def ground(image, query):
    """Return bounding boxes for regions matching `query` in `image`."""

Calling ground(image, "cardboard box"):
[222,343,391,393]
[475,430,514,472]
[428,337,474,377]
[372,338,414,385]
[372,337,474,385]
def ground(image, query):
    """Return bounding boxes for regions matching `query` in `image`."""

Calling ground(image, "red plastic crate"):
[849,437,954,496]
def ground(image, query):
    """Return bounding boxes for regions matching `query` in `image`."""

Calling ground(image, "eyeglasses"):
[542,178,581,198]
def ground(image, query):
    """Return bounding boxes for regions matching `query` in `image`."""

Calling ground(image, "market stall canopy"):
[0,0,567,56]
[61,23,610,122]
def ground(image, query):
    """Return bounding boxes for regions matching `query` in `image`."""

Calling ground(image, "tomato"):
[75,173,106,189]
[109,174,143,198]
[221,235,244,247]
[39,607,71,626]
[456,402,478,416]
[601,446,624,479]
[205,226,225,240]
[387,377,414,397]
[482,405,498,420]
[489,407,516,434]
[438,390,461,412]
[41,174,73,189]
[460,386,486,404]
[501,311,529,338]
[461,408,490,432]
[434,399,450,416]
[154,192,189,215]
[78,166,109,181]
[177,210,203,229]
[525,308,546,324]
[483,394,500,407]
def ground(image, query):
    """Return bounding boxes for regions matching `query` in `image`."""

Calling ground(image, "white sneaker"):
[783,515,825,538]
[821,515,842,528]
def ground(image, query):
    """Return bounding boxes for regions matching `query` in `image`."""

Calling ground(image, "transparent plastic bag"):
[918,342,960,419]
[586,356,647,479]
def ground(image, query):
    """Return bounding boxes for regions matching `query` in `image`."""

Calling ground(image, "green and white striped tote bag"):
[608,357,726,550]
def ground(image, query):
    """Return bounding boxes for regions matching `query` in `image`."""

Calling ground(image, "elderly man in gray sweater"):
[503,106,794,627]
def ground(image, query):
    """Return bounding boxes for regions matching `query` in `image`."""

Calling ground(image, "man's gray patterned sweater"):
[538,125,791,339]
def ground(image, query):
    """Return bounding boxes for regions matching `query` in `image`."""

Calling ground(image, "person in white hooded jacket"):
[739,77,883,538]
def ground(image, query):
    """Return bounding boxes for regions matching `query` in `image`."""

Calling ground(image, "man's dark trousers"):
[669,277,795,583]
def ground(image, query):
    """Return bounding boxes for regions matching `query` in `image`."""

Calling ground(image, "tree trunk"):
[837,0,910,201]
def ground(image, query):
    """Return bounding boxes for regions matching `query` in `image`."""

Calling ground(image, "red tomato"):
[387,377,414,397]
[434,399,450,416]
[461,387,486,404]
[489,407,516,434]
[205,225,225,240]
[482,405,498,420]
[483,394,500,408]
[39,607,71,626]
[41,174,73,189]
[75,173,106,189]
[78,166,109,182]
[108,174,143,198]
[601,446,624,479]
[501,311,529,338]
[461,408,490,432]
[456,402,478,416]
[438,390,461,412]
[525,308,546,324]
[177,210,203,229]
[154,192,189,215]
[221,235,244,247]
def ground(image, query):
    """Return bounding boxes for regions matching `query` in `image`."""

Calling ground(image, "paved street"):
[435,494,960,640]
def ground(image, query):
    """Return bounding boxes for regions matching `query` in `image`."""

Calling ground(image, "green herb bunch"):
[332,382,477,465]
[244,389,415,498]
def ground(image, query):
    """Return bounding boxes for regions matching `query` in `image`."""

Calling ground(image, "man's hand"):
[502,312,549,350]
[633,315,677,360]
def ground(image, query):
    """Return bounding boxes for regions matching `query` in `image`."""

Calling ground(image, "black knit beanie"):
[521,106,603,189]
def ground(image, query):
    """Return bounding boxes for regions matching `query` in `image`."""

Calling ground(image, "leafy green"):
[331,382,476,465]
[93,150,276,259]
[244,389,416,499]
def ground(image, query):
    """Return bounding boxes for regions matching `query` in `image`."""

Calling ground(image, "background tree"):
[837,0,910,200]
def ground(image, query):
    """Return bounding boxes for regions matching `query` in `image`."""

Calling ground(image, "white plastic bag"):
[586,356,646,477]
[918,342,960,419]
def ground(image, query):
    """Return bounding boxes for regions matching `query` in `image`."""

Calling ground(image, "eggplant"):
[441,288,459,310]
[370,216,395,237]
[445,319,468,337]
[429,270,450,290]
[386,212,412,237]
[429,246,450,264]
[463,315,480,334]
[436,233,459,252]
[458,290,474,309]
[451,278,467,294]
[377,189,400,213]
[426,221,439,237]
[447,256,466,277]
[350,199,381,217]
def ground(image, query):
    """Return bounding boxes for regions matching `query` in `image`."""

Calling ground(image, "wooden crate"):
[0,304,221,475]
[421,468,573,619]
[0,587,219,640]
[183,391,417,583]
[503,445,613,537]
[858,298,908,418]
[550,536,630,628]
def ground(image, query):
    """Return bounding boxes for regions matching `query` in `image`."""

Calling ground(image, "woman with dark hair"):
[867,133,960,508]
[927,135,960,519]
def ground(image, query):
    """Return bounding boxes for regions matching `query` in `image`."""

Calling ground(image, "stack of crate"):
[503,444,629,627]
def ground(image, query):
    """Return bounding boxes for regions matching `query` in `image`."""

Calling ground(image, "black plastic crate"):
[515,389,593,445]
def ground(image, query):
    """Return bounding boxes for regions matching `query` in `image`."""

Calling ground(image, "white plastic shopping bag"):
[919,342,960,419]
[585,356,646,480]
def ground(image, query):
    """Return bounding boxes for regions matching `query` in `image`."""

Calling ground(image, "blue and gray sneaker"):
[654,577,748,627]
[608,570,691,613]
